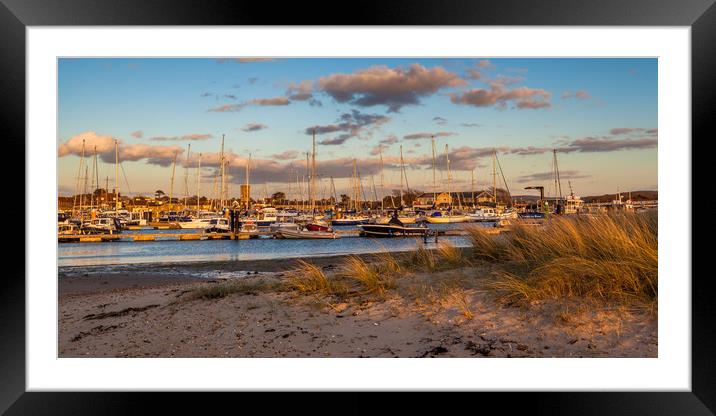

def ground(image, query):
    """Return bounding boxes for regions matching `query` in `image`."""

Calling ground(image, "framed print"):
[3,0,713,413]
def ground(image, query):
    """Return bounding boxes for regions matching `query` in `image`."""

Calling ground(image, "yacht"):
[425,210,469,224]
[80,217,121,234]
[204,218,231,233]
[360,212,431,237]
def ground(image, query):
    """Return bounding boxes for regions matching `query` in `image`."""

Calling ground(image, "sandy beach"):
[59,252,657,358]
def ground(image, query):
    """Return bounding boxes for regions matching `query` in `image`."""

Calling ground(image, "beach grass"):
[342,255,394,295]
[406,242,438,271]
[286,259,332,293]
[281,212,657,313]
[479,212,658,308]
[436,241,466,266]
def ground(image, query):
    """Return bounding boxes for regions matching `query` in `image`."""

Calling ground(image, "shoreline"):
[59,250,657,358]
[59,253,380,295]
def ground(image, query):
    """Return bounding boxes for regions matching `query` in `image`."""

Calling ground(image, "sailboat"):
[295,130,339,231]
[332,159,370,226]
[426,142,468,223]
[469,149,517,222]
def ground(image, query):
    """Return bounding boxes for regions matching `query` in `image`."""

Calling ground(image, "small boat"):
[305,220,332,232]
[374,211,419,224]
[178,218,214,229]
[80,217,121,235]
[204,217,231,233]
[239,221,260,238]
[425,210,468,224]
[360,212,431,237]
[269,222,299,232]
[58,223,80,235]
[255,207,278,226]
[275,229,339,239]
[331,217,369,226]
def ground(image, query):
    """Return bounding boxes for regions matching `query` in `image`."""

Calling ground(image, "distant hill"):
[582,190,658,203]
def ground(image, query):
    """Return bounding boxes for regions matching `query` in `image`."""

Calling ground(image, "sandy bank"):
[59,258,657,358]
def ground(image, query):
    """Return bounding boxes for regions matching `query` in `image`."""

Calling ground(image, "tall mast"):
[445,144,452,207]
[371,175,378,209]
[553,149,562,201]
[169,152,177,210]
[73,139,86,215]
[379,146,385,211]
[432,136,437,204]
[287,166,292,206]
[115,139,120,210]
[82,165,88,212]
[246,153,251,209]
[90,146,98,211]
[311,129,316,212]
[196,153,202,211]
[225,160,231,206]
[184,143,191,208]
[353,159,358,211]
[471,168,475,208]
[492,149,497,205]
[399,145,405,207]
[219,134,225,209]
[211,173,217,211]
[80,140,87,212]
[330,176,337,207]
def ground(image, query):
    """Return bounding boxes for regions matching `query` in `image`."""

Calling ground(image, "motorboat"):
[204,217,231,233]
[360,212,431,237]
[425,210,469,224]
[80,217,121,235]
[274,229,339,239]
[269,222,299,232]
[58,223,80,235]
[239,220,260,238]
[178,217,214,229]
[305,220,332,232]
[256,207,278,226]
[467,207,498,222]
[331,216,369,226]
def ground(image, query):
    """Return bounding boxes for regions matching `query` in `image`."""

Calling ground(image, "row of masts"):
[72,139,122,215]
[71,132,512,215]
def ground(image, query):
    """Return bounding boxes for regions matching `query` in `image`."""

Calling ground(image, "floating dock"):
[57,227,505,243]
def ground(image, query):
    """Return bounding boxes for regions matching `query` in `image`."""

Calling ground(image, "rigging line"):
[494,152,512,203]
[120,161,133,197]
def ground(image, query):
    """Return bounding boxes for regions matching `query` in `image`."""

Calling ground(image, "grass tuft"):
[406,242,437,271]
[483,211,657,307]
[436,241,466,266]
[286,259,331,293]
[342,255,394,295]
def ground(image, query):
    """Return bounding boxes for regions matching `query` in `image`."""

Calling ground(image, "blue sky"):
[58,58,657,198]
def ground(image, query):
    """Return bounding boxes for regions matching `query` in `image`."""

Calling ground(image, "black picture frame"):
[3,0,711,413]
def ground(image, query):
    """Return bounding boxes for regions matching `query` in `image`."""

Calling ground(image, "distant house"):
[414,191,487,208]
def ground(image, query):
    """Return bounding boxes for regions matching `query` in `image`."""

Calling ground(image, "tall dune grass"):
[286,259,331,293]
[436,241,465,266]
[467,212,658,306]
[342,255,394,295]
[406,242,438,271]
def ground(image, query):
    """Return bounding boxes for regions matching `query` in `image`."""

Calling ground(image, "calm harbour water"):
[58,223,493,267]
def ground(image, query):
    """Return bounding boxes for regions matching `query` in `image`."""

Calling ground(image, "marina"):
[54,57,660,362]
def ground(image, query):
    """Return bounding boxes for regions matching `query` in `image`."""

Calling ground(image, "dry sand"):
[59,256,657,358]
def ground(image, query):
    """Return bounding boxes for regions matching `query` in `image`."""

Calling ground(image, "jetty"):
[57,227,504,243]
